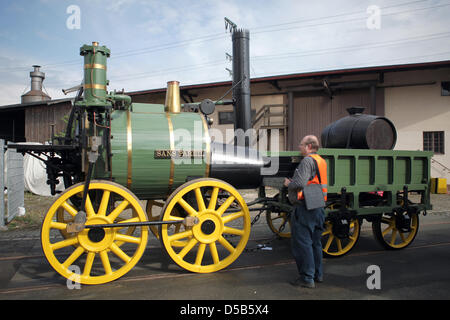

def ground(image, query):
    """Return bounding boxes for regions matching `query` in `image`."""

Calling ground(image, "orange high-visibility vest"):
[297,154,328,201]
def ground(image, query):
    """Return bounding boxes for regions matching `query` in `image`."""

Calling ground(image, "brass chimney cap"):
[165,81,181,113]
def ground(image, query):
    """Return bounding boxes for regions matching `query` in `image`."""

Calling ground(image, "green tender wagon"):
[263,148,432,257]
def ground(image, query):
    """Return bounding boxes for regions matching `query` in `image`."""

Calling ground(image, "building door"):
[289,88,384,150]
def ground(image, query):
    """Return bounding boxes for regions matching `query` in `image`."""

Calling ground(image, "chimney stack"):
[21,65,51,103]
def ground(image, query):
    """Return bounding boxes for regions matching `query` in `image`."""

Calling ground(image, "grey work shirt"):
[287,153,318,206]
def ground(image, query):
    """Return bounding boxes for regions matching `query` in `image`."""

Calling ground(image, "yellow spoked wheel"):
[321,218,361,257]
[159,178,251,273]
[41,180,148,285]
[372,212,419,250]
[266,211,291,238]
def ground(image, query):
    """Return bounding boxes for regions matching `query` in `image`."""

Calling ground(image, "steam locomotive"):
[9,37,432,285]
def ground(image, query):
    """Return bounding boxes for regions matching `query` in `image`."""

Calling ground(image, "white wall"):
[384,68,450,182]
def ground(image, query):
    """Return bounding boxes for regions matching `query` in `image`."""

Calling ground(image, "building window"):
[423,131,444,154]
[218,111,234,125]
[218,110,256,125]
[441,81,450,96]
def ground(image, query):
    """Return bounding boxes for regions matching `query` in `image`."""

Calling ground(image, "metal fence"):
[0,139,25,229]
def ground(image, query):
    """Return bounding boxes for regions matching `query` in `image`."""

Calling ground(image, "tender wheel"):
[266,211,291,238]
[321,217,361,257]
[159,178,251,273]
[372,212,419,250]
[41,180,148,285]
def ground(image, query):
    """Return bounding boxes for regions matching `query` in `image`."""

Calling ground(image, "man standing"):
[284,135,327,289]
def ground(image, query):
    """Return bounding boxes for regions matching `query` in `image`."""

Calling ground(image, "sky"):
[0,0,449,106]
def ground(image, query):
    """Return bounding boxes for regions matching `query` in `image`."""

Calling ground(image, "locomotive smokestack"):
[232,29,251,136]
[165,81,181,113]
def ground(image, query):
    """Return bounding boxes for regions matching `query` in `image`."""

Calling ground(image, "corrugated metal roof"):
[0,98,74,111]
[126,59,450,96]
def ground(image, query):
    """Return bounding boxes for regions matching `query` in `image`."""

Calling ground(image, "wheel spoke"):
[168,215,184,221]
[178,238,198,259]
[97,190,111,216]
[390,229,398,245]
[168,230,193,244]
[110,243,131,263]
[178,198,198,216]
[62,246,85,268]
[209,242,219,264]
[381,217,391,224]
[195,243,206,266]
[208,187,219,210]
[195,188,206,212]
[85,194,96,218]
[108,200,130,222]
[324,234,334,252]
[118,217,140,224]
[222,211,244,224]
[99,250,113,275]
[83,252,95,276]
[51,237,79,251]
[223,226,244,236]
[50,221,67,230]
[322,227,332,236]
[218,236,235,254]
[115,233,142,244]
[382,224,394,237]
[399,231,406,243]
[336,238,343,252]
[61,201,78,217]
[216,196,236,216]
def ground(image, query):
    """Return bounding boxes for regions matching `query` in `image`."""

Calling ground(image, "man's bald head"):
[301,135,320,152]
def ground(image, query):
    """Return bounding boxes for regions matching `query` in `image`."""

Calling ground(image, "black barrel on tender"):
[321,107,397,149]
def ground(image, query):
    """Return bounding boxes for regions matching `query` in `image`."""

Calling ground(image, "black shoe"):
[289,278,315,288]
[314,276,323,283]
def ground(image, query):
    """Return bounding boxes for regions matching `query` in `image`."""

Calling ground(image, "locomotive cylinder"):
[209,142,265,189]
[79,41,111,106]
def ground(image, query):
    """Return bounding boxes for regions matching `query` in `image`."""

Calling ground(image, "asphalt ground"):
[0,193,449,307]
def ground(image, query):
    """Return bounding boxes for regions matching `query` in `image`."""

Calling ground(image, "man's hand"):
[284,178,291,187]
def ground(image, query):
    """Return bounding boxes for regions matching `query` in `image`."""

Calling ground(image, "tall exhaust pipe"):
[232,29,251,138]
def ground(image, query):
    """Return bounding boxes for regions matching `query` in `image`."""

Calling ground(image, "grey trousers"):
[290,203,325,283]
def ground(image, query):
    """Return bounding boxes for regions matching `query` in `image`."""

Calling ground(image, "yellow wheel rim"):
[321,218,360,257]
[41,180,148,285]
[266,211,291,238]
[377,213,418,249]
[160,178,251,273]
